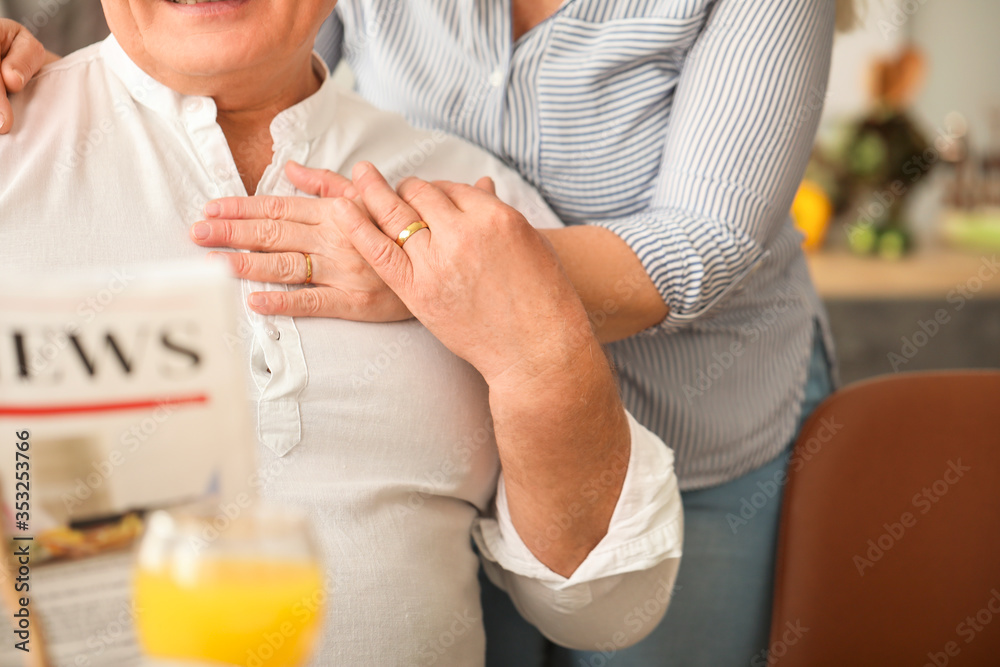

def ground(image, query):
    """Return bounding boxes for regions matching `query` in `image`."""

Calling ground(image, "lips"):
[164,0,250,15]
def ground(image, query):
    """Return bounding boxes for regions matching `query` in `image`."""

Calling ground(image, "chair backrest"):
[769,371,1000,666]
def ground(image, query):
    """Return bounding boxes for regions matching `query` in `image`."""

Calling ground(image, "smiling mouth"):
[169,0,233,4]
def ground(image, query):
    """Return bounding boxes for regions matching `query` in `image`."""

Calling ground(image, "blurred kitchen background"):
[4,0,998,383]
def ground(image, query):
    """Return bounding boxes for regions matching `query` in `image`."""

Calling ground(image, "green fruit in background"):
[849,132,888,177]
[878,229,909,261]
[848,225,878,255]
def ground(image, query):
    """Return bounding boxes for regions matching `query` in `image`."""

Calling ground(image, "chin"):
[156,35,262,79]
[104,0,329,94]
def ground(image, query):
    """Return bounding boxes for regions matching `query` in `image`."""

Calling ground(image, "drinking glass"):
[133,504,325,667]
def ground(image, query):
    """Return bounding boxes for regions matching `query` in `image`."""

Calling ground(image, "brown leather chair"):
[769,371,1000,667]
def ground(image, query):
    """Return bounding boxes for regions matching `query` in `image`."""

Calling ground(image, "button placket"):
[248,139,311,457]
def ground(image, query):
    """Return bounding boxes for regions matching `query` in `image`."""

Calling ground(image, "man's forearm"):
[489,337,630,578]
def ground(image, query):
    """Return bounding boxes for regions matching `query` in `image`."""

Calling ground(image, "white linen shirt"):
[0,37,682,665]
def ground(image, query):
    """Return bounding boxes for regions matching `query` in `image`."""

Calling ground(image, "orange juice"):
[134,559,325,667]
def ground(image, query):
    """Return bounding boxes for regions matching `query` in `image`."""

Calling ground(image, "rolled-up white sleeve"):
[472,411,683,650]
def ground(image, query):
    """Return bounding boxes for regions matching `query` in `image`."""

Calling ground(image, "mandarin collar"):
[100,34,335,145]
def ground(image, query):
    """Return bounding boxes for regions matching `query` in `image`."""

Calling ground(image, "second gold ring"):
[395,221,430,248]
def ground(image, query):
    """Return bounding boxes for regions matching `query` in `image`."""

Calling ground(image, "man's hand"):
[0,20,54,134]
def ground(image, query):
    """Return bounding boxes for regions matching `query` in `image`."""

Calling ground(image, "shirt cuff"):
[472,410,683,591]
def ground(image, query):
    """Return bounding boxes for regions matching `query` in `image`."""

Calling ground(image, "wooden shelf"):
[806,248,1000,300]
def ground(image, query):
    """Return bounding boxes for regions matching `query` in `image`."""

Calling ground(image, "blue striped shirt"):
[316,0,837,490]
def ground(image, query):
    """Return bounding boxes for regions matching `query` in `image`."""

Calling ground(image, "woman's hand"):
[0,20,56,134]
[190,161,412,322]
[329,161,594,389]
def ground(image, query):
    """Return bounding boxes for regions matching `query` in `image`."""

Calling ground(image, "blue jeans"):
[481,330,834,667]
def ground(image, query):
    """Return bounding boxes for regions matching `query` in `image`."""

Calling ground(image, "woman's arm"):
[580,0,836,335]
[502,0,836,343]
[540,226,667,342]
[0,19,55,133]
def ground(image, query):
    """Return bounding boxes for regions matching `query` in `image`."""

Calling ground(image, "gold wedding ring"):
[395,221,430,248]
[303,252,313,285]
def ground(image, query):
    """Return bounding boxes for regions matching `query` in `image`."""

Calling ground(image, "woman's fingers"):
[210,250,317,285]
[0,20,48,133]
[285,161,357,198]
[0,25,46,93]
[190,216,319,253]
[329,197,414,291]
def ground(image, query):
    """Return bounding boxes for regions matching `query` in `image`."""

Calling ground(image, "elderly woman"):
[0,1,683,665]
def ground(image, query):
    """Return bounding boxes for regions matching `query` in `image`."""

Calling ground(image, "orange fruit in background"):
[791,180,833,252]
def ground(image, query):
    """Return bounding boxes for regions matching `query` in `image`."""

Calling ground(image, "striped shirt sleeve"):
[591,0,835,334]
[314,9,345,72]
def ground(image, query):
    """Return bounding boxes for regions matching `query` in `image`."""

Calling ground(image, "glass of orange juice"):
[133,504,325,667]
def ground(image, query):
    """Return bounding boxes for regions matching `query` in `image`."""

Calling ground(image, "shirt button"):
[185,98,204,114]
[265,327,281,341]
[489,69,506,88]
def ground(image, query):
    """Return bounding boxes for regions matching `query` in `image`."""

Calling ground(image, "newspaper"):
[0,261,256,666]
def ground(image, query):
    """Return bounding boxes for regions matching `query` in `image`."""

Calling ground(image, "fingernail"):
[204,202,221,217]
[0,113,6,130]
[12,69,25,88]
[191,222,211,240]
[248,293,266,308]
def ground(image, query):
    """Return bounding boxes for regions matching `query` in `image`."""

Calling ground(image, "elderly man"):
[0,1,682,664]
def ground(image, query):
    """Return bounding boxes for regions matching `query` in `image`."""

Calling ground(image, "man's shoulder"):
[9,41,110,119]
[28,41,106,90]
